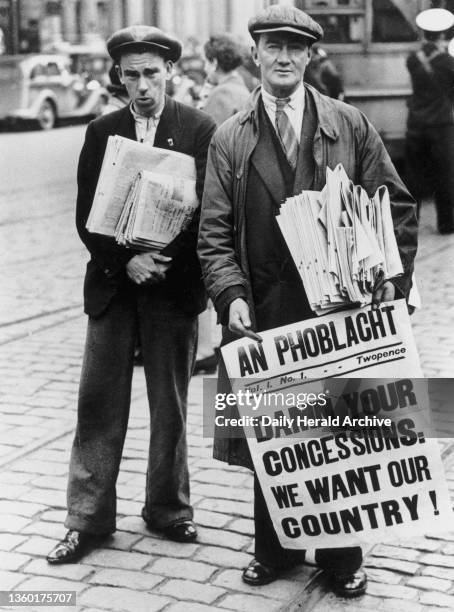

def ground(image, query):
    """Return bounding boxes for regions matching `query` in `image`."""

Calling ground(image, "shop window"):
[372,0,418,43]
[312,13,364,42]
[297,0,365,44]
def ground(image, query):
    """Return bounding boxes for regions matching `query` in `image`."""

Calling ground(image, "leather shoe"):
[242,559,278,585]
[161,520,198,543]
[46,530,93,564]
[331,569,368,597]
[142,509,197,543]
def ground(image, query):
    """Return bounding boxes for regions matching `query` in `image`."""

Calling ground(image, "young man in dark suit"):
[47,25,216,564]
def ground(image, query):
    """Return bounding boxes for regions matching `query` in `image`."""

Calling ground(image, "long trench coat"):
[198,84,418,469]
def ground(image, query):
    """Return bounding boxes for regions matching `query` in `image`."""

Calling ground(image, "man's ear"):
[251,45,260,67]
[115,64,124,85]
[165,60,173,80]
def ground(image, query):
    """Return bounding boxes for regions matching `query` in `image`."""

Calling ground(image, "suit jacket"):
[76,96,216,318]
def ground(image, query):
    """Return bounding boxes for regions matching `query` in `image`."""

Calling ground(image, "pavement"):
[0,125,86,346]
[0,196,453,611]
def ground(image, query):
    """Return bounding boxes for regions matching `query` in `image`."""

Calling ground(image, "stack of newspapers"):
[115,170,198,250]
[86,135,198,250]
[276,164,403,315]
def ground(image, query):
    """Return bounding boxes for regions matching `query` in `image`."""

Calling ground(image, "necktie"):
[275,98,298,169]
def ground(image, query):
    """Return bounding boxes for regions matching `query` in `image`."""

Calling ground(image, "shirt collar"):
[239,84,339,140]
[261,81,305,111]
[129,101,164,123]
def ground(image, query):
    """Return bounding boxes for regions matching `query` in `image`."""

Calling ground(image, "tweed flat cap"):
[248,5,323,42]
[415,8,454,32]
[107,25,182,62]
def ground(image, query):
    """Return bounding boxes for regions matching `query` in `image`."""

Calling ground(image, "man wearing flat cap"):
[47,25,216,564]
[198,4,417,597]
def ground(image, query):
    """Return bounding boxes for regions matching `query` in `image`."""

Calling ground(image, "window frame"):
[301,0,428,53]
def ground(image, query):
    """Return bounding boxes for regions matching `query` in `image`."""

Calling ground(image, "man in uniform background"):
[406,8,454,234]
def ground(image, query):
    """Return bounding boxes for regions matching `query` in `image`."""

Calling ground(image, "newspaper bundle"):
[115,170,198,250]
[277,164,404,315]
[86,135,198,248]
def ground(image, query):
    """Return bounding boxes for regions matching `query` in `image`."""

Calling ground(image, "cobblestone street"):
[1,315,453,612]
[0,123,454,610]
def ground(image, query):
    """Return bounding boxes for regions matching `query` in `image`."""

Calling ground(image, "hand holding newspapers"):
[86,135,198,250]
[277,164,405,315]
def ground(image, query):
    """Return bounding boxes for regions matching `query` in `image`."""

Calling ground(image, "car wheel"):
[36,100,56,130]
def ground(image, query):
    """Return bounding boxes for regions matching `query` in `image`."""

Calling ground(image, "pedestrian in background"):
[203,34,250,124]
[46,24,216,564]
[198,4,417,598]
[304,44,344,100]
[194,34,251,375]
[102,63,129,114]
[405,8,454,234]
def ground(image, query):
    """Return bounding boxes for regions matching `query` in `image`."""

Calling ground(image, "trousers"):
[65,284,197,534]
[254,476,363,573]
[406,124,454,233]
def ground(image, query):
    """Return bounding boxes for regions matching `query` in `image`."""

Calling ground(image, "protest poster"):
[220,300,451,549]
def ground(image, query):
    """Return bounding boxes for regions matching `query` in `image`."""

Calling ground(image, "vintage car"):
[66,44,111,89]
[0,53,108,130]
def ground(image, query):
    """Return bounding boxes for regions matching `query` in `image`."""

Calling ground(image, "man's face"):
[117,51,172,117]
[253,32,311,97]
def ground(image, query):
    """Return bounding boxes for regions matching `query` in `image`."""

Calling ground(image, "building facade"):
[1,0,276,55]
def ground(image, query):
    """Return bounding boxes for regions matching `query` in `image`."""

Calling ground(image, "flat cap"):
[248,5,323,42]
[107,25,182,62]
[415,8,454,33]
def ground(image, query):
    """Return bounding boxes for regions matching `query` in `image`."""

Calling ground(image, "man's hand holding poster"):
[220,301,451,549]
